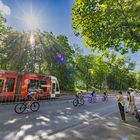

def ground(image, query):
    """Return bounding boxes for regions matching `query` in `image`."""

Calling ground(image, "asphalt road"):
[0,95,140,140]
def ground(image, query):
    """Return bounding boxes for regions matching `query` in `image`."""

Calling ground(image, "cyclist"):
[26,88,39,110]
[75,91,82,103]
[102,92,108,101]
[91,91,96,101]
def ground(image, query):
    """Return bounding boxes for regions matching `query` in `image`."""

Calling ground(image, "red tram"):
[0,70,60,101]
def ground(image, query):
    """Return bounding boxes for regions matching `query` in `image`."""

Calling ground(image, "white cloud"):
[0,0,11,16]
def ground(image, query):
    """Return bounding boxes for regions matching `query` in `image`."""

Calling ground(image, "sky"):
[0,0,140,70]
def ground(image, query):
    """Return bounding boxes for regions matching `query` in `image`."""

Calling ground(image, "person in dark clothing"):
[102,92,108,101]
[91,91,95,96]
[116,91,126,122]
[90,90,96,102]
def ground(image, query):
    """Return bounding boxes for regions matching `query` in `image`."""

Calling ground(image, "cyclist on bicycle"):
[102,92,108,101]
[91,90,96,101]
[27,88,40,110]
[75,91,82,103]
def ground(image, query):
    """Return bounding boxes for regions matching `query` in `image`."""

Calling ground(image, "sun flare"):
[30,33,35,46]
[23,13,40,30]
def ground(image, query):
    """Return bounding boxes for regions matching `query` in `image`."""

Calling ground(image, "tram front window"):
[0,79,4,93]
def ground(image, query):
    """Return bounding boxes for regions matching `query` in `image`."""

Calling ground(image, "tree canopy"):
[72,0,140,53]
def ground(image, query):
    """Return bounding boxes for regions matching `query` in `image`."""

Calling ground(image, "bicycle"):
[88,94,97,103]
[73,95,84,106]
[14,90,41,114]
[14,100,40,114]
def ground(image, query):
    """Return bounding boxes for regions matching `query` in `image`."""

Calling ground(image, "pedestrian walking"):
[116,91,126,122]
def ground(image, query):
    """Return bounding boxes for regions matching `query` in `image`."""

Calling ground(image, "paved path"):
[0,96,140,140]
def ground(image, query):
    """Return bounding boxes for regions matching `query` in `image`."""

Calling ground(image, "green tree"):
[105,53,136,90]
[0,14,6,32]
[75,55,92,91]
[72,0,140,53]
[90,56,110,90]
[135,71,140,90]
[75,54,110,91]
[48,35,76,90]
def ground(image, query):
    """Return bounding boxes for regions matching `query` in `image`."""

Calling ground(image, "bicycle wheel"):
[30,102,40,112]
[14,103,26,114]
[73,99,78,107]
[80,98,84,105]
[88,97,92,103]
